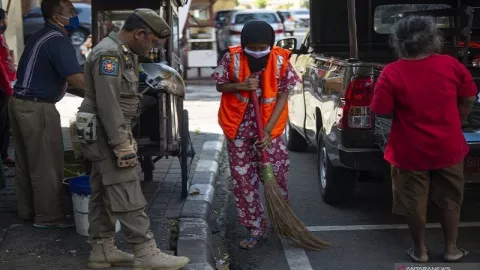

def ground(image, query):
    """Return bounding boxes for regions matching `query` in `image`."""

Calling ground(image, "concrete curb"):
[177,133,225,270]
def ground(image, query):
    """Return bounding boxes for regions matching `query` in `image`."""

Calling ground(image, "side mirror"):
[276,38,297,51]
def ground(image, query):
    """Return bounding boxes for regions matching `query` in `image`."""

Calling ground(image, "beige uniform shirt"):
[80,32,142,148]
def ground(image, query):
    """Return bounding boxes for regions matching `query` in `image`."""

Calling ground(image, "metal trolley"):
[91,0,195,198]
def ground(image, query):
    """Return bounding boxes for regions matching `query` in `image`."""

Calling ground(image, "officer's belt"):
[13,93,55,104]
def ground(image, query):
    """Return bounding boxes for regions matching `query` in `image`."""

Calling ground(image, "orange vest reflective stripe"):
[218,45,291,140]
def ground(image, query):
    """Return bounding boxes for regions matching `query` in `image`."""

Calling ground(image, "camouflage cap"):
[133,8,171,39]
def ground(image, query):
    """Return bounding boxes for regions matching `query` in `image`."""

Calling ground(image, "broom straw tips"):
[262,164,331,250]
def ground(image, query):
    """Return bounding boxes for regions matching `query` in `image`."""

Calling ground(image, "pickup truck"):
[276,0,480,204]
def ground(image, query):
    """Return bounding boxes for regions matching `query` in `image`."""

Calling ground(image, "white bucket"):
[72,192,121,236]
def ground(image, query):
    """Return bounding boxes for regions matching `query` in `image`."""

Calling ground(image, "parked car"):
[217,10,285,52]
[215,9,236,29]
[277,0,480,204]
[290,8,310,28]
[214,9,236,52]
[23,3,92,46]
[277,10,296,36]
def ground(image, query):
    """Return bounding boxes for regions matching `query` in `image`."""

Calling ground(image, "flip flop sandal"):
[444,248,469,262]
[239,236,262,250]
[406,247,429,263]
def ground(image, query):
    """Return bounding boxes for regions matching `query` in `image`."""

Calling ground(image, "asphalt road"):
[224,146,480,270]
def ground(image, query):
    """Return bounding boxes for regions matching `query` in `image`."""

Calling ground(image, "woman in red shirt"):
[371,16,477,263]
[0,8,15,167]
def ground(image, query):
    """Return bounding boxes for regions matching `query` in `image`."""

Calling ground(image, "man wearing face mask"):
[9,0,84,228]
[77,9,189,270]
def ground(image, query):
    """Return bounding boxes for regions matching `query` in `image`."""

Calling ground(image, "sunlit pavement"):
[224,147,480,270]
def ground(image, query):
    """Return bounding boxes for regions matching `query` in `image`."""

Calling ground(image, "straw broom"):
[250,91,330,250]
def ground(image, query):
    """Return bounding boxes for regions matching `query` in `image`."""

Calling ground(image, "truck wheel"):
[317,138,357,204]
[285,120,309,152]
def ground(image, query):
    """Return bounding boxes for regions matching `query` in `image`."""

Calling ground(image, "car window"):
[374,4,451,34]
[76,7,92,22]
[222,13,232,26]
[216,11,231,22]
[279,12,290,19]
[473,7,479,30]
[234,13,279,24]
[295,10,309,15]
[24,8,42,19]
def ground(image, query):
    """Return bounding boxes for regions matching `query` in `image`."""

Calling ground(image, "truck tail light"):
[275,23,284,34]
[338,76,374,130]
[230,29,242,35]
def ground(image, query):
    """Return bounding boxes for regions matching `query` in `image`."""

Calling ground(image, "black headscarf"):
[241,21,275,73]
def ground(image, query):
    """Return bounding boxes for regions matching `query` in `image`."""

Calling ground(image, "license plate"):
[464,156,480,173]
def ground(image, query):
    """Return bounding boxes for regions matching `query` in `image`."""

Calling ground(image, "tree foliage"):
[255,0,267,9]
[302,0,309,9]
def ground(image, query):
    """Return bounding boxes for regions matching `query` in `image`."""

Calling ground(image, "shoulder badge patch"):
[99,56,120,76]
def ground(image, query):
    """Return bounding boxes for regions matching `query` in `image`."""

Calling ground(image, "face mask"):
[57,15,80,32]
[244,47,271,59]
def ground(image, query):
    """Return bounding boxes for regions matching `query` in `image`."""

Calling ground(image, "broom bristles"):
[263,179,331,250]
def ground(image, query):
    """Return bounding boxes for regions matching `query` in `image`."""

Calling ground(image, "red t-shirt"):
[0,35,14,96]
[371,54,478,171]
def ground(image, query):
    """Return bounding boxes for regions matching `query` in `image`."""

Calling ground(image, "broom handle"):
[250,91,270,163]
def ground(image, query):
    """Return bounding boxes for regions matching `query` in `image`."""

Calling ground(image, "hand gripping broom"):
[250,91,331,250]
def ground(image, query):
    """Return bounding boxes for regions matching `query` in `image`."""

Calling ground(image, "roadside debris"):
[215,254,230,270]
[189,188,201,195]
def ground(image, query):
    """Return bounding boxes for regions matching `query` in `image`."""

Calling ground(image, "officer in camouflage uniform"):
[78,9,189,270]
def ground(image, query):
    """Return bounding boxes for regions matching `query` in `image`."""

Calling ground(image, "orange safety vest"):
[218,45,291,140]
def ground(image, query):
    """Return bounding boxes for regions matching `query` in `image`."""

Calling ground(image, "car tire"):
[285,120,309,152]
[317,137,357,204]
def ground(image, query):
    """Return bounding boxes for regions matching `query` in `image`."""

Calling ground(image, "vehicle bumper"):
[337,145,386,173]
[298,19,310,26]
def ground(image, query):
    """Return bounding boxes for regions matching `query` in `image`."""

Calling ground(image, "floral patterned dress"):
[212,52,301,237]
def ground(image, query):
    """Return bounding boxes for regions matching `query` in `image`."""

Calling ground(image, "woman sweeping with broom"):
[212,20,329,250]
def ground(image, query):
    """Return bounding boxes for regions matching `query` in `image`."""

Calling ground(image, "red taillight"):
[338,76,374,130]
[230,29,241,35]
[275,23,284,34]
[474,56,480,67]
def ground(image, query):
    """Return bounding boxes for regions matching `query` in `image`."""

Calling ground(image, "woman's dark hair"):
[390,16,443,58]
[0,9,6,21]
